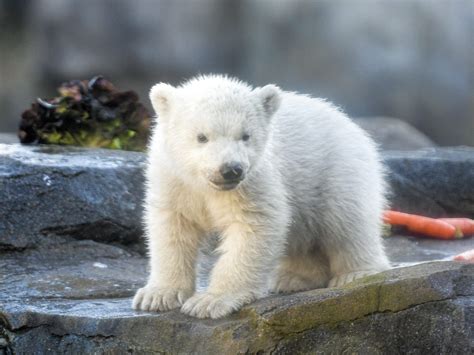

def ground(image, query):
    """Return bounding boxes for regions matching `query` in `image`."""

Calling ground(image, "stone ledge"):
[1,262,472,353]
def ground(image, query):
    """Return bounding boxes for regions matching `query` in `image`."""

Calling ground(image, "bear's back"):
[269,92,385,230]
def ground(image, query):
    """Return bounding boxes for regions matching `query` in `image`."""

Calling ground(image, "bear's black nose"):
[220,162,244,181]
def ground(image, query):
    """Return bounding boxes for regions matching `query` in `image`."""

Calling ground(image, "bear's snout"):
[208,162,245,191]
[220,162,244,182]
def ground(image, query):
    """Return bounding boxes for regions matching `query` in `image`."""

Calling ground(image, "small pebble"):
[42,174,52,186]
[93,262,108,269]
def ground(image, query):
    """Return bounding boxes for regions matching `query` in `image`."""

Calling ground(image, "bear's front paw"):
[132,286,193,312]
[181,292,253,319]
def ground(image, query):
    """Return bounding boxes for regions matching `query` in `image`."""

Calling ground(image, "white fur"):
[132,75,390,319]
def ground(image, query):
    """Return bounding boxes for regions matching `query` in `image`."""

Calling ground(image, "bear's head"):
[149,75,281,191]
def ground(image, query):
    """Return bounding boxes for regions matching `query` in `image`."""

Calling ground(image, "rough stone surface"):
[1,250,472,353]
[0,144,146,252]
[1,143,473,353]
[355,117,435,151]
[385,146,474,218]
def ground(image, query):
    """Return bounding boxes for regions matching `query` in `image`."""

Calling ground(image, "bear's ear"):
[149,83,175,116]
[256,84,281,118]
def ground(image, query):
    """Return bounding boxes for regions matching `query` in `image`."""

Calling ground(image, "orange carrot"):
[383,210,461,240]
[438,218,474,236]
[453,249,474,263]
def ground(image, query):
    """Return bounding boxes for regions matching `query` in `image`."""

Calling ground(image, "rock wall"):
[1,144,473,254]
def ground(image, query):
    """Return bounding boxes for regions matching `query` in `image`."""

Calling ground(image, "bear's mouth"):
[209,180,241,191]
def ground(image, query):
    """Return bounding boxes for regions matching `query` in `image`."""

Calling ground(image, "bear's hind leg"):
[271,253,330,293]
[326,222,390,288]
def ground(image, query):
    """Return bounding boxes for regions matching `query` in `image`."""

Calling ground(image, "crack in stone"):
[39,218,141,246]
[263,295,473,353]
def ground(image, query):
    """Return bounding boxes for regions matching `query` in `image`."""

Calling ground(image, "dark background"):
[1,0,473,146]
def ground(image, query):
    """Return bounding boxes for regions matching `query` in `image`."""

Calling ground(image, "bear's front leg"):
[181,223,285,319]
[133,209,201,312]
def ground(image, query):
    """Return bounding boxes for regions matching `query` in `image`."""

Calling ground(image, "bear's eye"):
[242,133,250,141]
[197,134,208,143]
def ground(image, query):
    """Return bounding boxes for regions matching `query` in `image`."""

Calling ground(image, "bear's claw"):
[181,292,249,319]
[132,286,192,312]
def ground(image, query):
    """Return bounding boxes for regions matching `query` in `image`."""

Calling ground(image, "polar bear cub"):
[132,75,390,319]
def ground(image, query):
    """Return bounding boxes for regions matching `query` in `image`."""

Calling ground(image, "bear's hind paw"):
[272,274,321,293]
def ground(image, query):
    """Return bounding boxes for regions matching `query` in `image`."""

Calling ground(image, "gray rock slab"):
[1,240,147,303]
[385,146,474,217]
[0,144,146,252]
